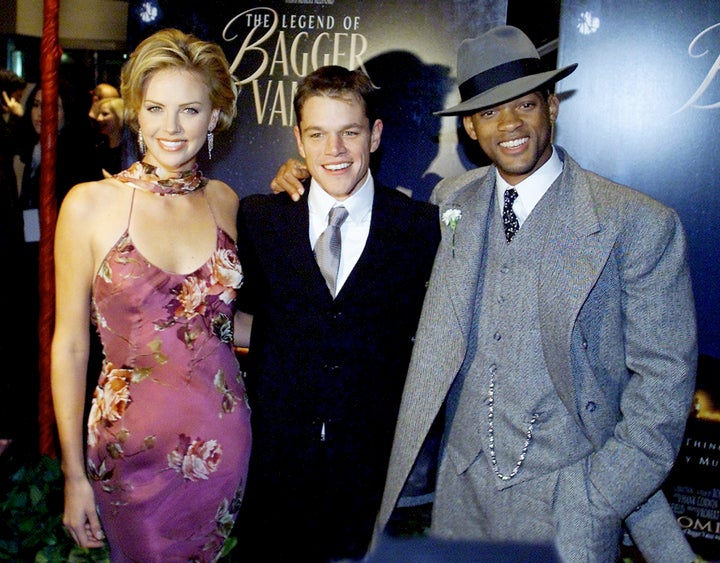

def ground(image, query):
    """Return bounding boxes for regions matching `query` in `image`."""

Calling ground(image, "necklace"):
[113,161,208,196]
[487,370,538,481]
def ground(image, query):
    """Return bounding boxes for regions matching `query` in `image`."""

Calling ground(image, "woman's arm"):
[51,185,106,548]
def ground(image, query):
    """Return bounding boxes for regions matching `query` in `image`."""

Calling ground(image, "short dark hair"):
[293,65,378,127]
[0,69,26,96]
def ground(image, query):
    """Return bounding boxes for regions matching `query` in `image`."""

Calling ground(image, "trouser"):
[431,452,622,563]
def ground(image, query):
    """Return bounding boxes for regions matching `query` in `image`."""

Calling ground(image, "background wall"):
[2,0,128,88]
[555,2,720,558]
[555,1,719,361]
[8,0,128,49]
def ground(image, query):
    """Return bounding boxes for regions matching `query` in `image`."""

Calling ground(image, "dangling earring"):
[137,130,146,155]
[207,131,214,160]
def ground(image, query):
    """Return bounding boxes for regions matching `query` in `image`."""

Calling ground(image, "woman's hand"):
[62,475,106,548]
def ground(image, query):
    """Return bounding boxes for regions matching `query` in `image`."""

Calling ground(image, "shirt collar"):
[495,145,563,216]
[308,172,375,223]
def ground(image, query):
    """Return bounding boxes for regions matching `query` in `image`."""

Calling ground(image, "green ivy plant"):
[0,455,109,562]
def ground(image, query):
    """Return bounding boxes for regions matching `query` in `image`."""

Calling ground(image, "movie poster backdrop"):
[556,2,720,559]
[126,0,507,202]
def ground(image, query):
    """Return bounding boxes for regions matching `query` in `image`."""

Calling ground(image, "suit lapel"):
[334,187,392,303]
[274,195,333,302]
[401,173,495,438]
[283,187,404,305]
[538,154,613,425]
[440,173,495,351]
[378,173,494,531]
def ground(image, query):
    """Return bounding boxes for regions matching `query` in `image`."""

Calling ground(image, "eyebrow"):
[143,99,204,106]
[302,122,365,131]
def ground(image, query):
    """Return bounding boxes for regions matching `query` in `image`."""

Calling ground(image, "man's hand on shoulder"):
[270,158,309,202]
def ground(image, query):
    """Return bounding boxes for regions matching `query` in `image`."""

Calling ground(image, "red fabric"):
[38,0,61,457]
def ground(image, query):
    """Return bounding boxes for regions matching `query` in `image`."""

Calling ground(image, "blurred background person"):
[0,68,26,245]
[9,80,100,468]
[87,82,119,120]
[17,81,101,210]
[90,96,124,175]
[0,68,26,124]
[0,68,27,458]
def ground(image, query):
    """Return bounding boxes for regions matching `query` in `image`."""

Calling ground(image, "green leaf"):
[29,484,44,505]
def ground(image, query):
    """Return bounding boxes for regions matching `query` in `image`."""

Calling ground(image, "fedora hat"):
[436,26,577,116]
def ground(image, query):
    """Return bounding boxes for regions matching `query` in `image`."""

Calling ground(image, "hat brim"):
[435,64,577,116]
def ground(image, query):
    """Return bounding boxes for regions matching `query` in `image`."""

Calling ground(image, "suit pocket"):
[553,458,622,560]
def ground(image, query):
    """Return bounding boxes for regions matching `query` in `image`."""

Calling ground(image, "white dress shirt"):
[309,173,374,295]
[495,145,564,227]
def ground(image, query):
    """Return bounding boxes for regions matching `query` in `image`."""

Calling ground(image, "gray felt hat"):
[436,26,577,116]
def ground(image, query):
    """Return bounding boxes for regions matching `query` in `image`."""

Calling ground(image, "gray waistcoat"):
[445,183,592,490]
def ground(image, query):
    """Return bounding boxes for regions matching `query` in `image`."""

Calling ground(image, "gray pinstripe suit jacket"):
[374,148,698,561]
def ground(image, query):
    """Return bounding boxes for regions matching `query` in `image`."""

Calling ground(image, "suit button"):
[493,332,501,341]
[585,401,597,412]
[582,339,588,349]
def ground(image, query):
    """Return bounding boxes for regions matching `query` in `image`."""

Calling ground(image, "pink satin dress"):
[86,190,251,562]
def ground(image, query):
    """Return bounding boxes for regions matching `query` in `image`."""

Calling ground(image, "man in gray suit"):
[372,26,698,562]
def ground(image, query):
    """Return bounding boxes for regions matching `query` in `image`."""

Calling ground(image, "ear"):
[369,119,383,153]
[547,94,559,124]
[462,114,478,140]
[209,108,220,132]
[293,125,306,159]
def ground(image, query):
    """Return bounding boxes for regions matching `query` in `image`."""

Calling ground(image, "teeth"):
[325,162,351,171]
[500,138,527,148]
[159,140,183,149]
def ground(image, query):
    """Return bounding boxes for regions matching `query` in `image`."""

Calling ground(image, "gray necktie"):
[315,206,349,296]
[503,188,520,243]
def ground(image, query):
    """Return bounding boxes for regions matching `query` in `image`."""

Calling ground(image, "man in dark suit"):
[235,65,440,561]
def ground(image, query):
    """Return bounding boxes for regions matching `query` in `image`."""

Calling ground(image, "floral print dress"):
[87,216,251,562]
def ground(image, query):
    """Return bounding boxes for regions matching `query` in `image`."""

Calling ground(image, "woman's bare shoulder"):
[56,179,135,274]
[206,179,240,226]
[61,179,127,213]
[58,179,133,235]
[207,179,239,205]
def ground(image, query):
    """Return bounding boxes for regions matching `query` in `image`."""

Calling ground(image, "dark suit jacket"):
[236,184,440,560]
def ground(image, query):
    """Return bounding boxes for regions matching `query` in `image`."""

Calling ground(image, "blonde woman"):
[52,29,251,561]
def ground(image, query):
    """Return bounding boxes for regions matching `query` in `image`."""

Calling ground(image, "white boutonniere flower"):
[441,208,462,257]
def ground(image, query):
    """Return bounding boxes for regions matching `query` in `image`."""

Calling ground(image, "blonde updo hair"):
[121,28,238,133]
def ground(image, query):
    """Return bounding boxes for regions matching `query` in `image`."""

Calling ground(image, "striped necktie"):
[315,206,349,296]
